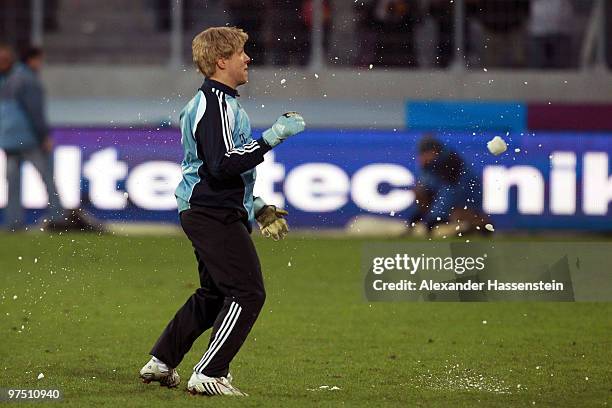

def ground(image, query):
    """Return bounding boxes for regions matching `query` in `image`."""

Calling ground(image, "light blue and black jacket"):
[175,79,271,230]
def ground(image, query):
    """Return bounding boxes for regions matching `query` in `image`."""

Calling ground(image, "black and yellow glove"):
[256,205,289,241]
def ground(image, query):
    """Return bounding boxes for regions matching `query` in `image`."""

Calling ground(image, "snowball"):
[487,136,508,156]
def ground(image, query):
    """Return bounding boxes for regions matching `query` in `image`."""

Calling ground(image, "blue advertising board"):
[407,101,527,132]
[0,128,611,231]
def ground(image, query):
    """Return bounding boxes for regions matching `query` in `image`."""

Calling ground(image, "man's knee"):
[238,287,266,312]
[251,288,266,310]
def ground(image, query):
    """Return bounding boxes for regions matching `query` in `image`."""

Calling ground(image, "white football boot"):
[139,358,180,388]
[187,372,247,396]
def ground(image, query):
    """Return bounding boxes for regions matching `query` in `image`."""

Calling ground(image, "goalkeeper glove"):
[256,205,289,241]
[262,112,306,147]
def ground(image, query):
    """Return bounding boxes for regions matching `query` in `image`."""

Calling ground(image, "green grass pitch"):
[0,232,610,407]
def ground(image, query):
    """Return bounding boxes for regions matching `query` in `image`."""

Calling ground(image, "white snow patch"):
[487,136,508,156]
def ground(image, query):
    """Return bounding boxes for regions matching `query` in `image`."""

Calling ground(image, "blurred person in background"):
[0,45,62,231]
[43,0,60,32]
[372,0,421,67]
[0,1,32,52]
[427,0,454,67]
[475,0,529,68]
[265,0,307,65]
[528,0,575,69]
[226,0,266,65]
[152,0,172,32]
[426,0,480,68]
[264,0,331,66]
[408,136,489,238]
[153,1,228,33]
[0,45,102,232]
[354,0,378,67]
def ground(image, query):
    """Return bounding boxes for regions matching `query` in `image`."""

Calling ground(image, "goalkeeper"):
[139,27,305,396]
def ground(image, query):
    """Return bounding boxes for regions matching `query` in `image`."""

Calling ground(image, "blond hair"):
[192,27,248,77]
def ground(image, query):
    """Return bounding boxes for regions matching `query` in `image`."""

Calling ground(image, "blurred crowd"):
[1,0,610,69]
[159,0,591,69]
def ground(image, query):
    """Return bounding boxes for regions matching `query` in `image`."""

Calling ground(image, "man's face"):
[0,47,14,73]
[224,47,251,87]
[27,55,44,72]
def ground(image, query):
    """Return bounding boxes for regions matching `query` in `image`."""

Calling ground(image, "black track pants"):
[150,206,265,377]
